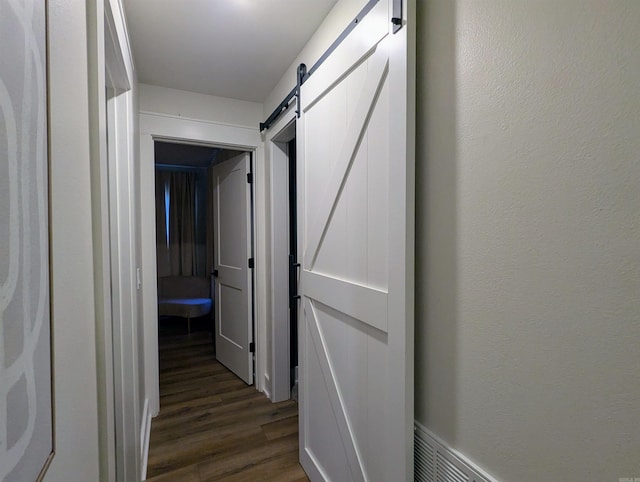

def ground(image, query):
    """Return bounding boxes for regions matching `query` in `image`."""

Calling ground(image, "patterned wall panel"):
[0,0,54,480]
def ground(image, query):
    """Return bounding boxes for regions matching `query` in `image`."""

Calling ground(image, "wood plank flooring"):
[146,323,308,481]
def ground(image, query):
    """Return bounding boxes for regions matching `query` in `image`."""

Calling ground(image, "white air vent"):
[414,422,495,482]
[415,429,435,480]
[436,455,469,482]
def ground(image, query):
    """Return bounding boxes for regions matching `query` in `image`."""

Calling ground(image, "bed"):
[157,276,212,333]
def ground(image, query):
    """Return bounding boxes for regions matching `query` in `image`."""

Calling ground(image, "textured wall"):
[416,1,640,480]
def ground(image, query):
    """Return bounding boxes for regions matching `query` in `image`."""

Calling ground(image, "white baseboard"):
[141,398,152,480]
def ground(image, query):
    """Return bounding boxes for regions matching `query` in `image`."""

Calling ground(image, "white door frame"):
[264,107,297,402]
[139,113,267,415]
[89,0,138,480]
[105,82,141,482]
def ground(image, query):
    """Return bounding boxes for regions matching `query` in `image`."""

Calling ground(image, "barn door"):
[212,152,254,385]
[297,1,414,480]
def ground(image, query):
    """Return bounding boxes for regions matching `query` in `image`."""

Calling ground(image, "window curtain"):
[156,170,201,277]
[156,170,171,277]
[206,166,215,278]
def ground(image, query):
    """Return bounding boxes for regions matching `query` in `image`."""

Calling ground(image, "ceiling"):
[122,0,338,102]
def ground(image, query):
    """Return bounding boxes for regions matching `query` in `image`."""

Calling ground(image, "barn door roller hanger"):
[392,0,403,33]
[259,0,403,132]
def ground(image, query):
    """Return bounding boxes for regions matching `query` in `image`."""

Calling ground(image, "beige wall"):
[415,1,640,481]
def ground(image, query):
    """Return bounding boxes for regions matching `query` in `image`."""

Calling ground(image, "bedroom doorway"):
[153,141,256,384]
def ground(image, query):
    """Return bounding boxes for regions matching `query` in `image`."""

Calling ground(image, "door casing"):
[139,114,267,415]
[266,110,297,402]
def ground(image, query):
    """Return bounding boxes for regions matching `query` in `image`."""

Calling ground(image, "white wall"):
[140,83,263,127]
[416,1,640,481]
[46,0,101,479]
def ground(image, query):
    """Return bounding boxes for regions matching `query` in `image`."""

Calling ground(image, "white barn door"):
[213,152,254,385]
[297,1,414,480]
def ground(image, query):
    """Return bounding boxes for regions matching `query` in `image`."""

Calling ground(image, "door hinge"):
[212,269,219,278]
[249,342,255,353]
[392,0,403,33]
[248,258,255,269]
[247,172,253,184]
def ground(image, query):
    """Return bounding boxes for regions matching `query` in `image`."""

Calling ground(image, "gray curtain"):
[206,166,215,278]
[156,170,200,276]
[156,170,171,277]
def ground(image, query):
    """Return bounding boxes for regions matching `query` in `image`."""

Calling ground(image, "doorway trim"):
[88,0,137,479]
[139,112,267,416]
[264,106,297,402]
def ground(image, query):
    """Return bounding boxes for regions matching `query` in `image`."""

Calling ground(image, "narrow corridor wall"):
[415,2,640,481]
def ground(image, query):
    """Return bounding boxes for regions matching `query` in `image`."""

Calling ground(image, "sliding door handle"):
[289,256,301,308]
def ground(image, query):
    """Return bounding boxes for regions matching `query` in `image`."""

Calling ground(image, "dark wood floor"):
[146,319,308,481]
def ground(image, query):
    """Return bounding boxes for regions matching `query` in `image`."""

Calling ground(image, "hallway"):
[146,321,308,481]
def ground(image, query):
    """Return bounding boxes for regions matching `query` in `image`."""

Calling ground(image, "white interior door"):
[297,1,414,481]
[213,152,254,385]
